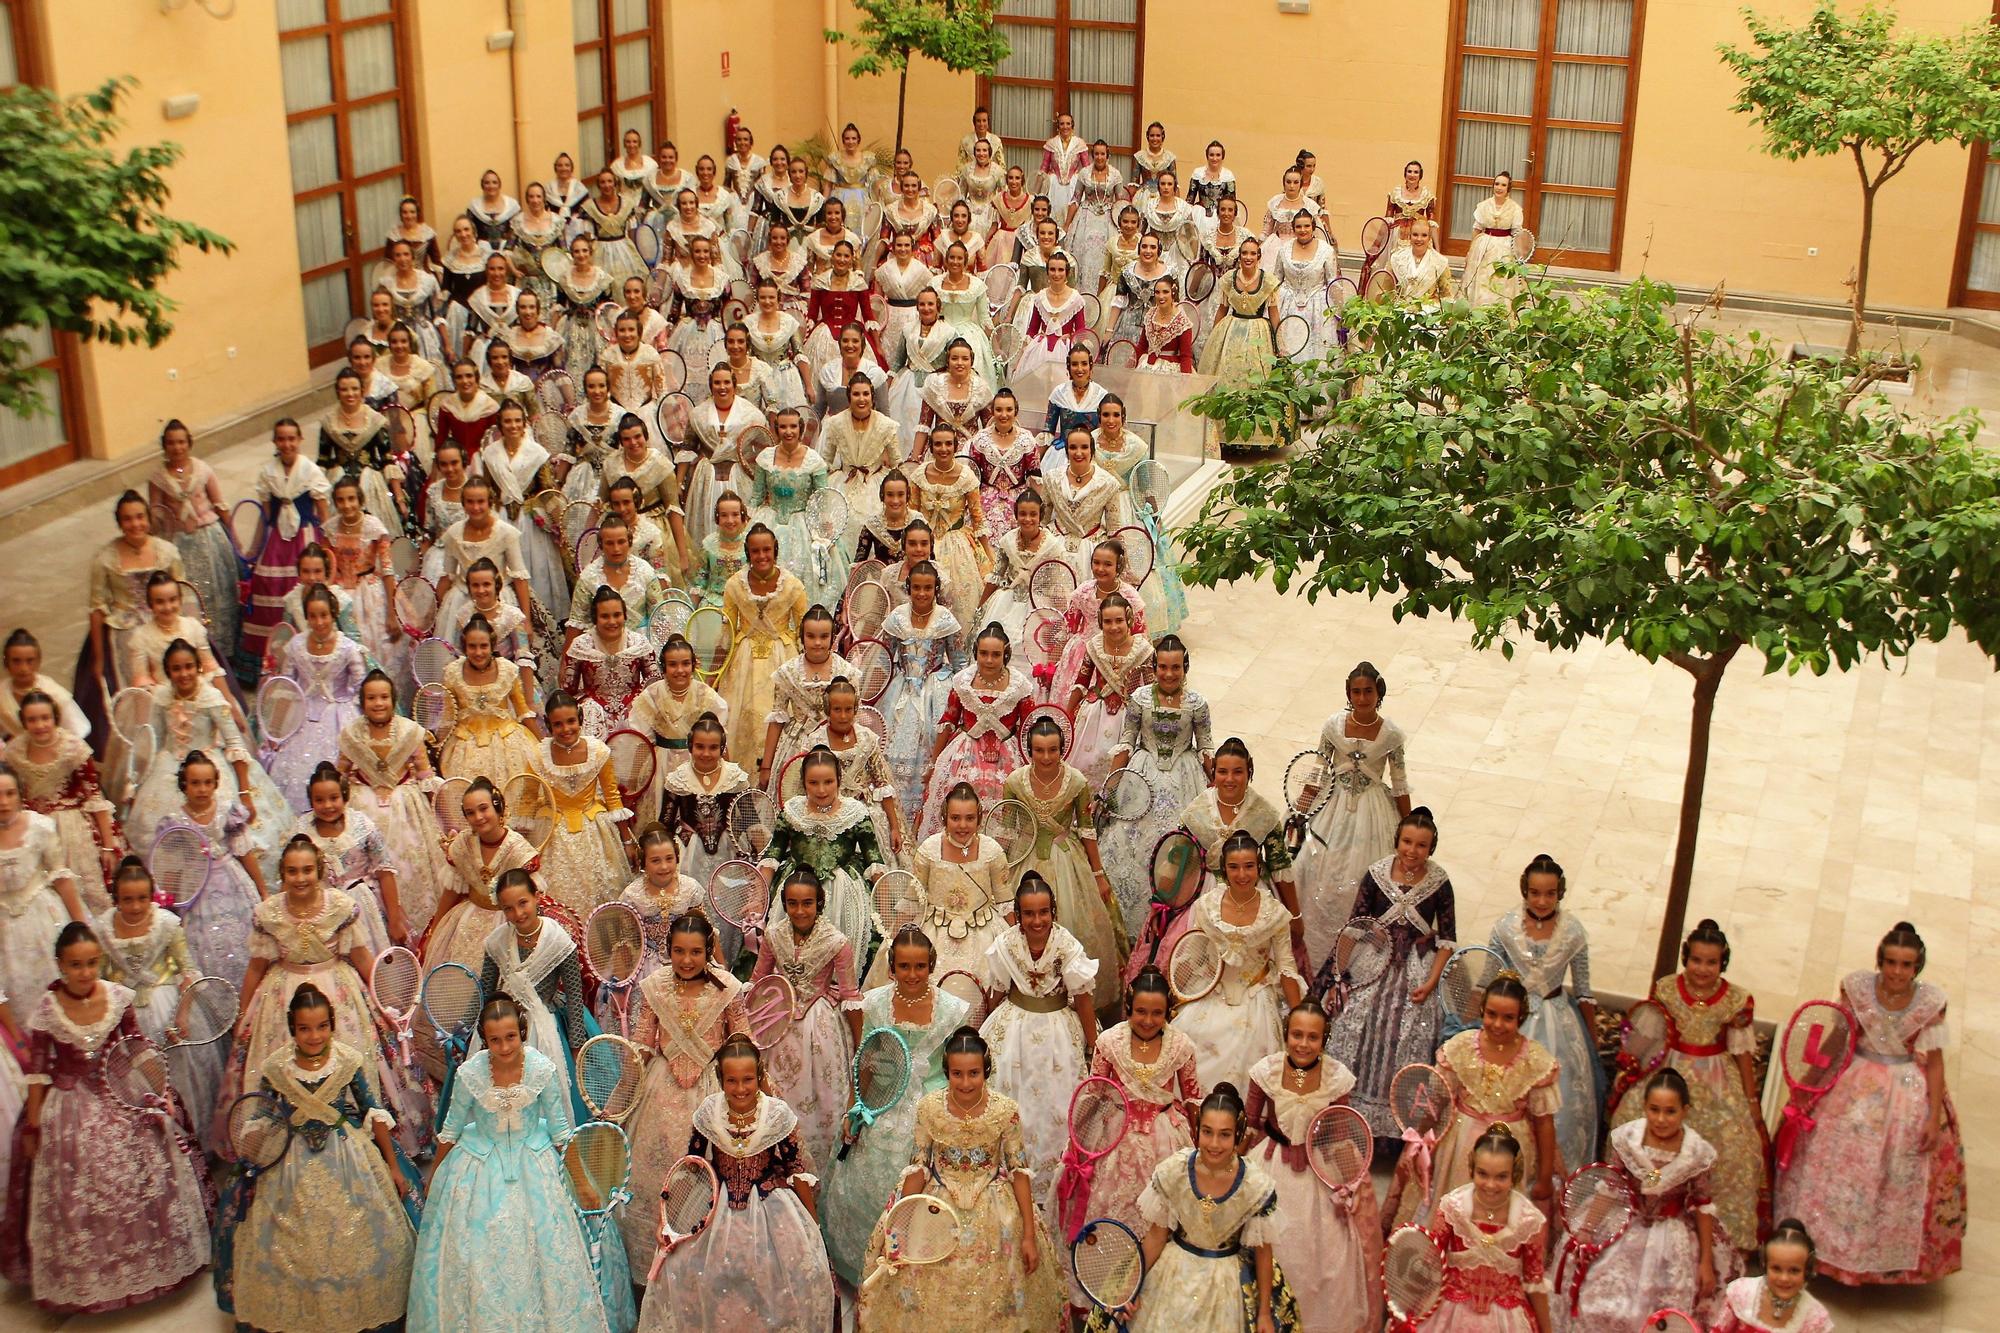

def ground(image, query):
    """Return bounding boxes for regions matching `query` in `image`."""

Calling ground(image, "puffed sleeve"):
[348,1062,398,1133]
[224,803,258,857]
[1191,697,1213,761]
[632,984,661,1053]
[598,758,628,821]
[1525,1063,1562,1118]
[833,940,863,1009]
[1070,787,1097,843]
[498,527,531,582]
[909,1095,935,1166]
[248,913,282,962]
[1726,995,1757,1055]
[23,1017,54,1086]
[507,673,535,723]
[1001,1104,1033,1181]
[1136,1155,1178,1231]
[1384,739,1409,799]
[1058,932,1101,992]
[210,699,253,766]
[1915,1001,1949,1054]
[1237,1181,1282,1248]
[1429,881,1456,944]
[1118,696,1143,753]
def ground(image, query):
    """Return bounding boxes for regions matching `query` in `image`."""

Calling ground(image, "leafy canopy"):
[1718,3,2000,169]
[826,0,1012,79]
[0,77,232,418]
[1178,280,2000,677]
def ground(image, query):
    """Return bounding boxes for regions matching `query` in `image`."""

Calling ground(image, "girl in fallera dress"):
[749,406,849,611]
[766,747,887,977]
[642,1036,833,1333]
[820,925,971,1287]
[339,670,451,932]
[436,614,543,791]
[612,827,704,1010]
[916,339,996,444]
[1005,714,1125,1012]
[806,676,905,867]
[278,544,362,645]
[1015,252,1092,382]
[529,690,638,922]
[1713,1221,1836,1332]
[877,230,937,371]
[1384,160,1438,267]
[857,1025,1064,1333]
[1293,661,1412,972]
[148,419,242,670]
[1051,537,1145,702]
[425,778,540,975]
[1065,591,1155,788]
[94,860,219,1137]
[1487,854,1600,1180]
[903,781,1010,985]
[1320,806,1454,1139]
[1108,234,1176,345]
[749,867,861,1167]
[967,389,1043,540]
[1100,634,1211,939]
[1390,975,1559,1228]
[409,997,614,1333]
[559,583,662,744]
[148,750,265,988]
[324,474,406,691]
[2,923,210,1315]
[629,637,730,827]
[431,475,537,641]
[1244,1001,1383,1333]
[621,911,746,1284]
[1415,1127,1552,1333]
[0,763,85,1014]
[693,491,751,608]
[879,560,966,823]
[659,713,749,926]
[912,423,994,646]
[746,278,813,410]
[855,469,917,565]
[1272,207,1341,362]
[931,242,998,385]
[976,488,1059,647]
[1086,1083,1302,1333]
[213,983,418,1333]
[717,524,808,771]
[477,869,601,1121]
[823,376,905,533]
[1199,239,1280,405]
[125,570,233,709]
[921,625,1034,837]
[1177,832,1304,1097]
[1,630,91,744]
[239,422,332,681]
[1609,919,1766,1256]
[295,757,405,953]
[979,872,1098,1219]
[80,491,186,770]
[758,605,853,794]
[1565,1069,1737,1331]
[1773,921,1964,1286]
[5,690,120,916]
[1045,430,1130,576]
[318,369,410,538]
[1045,344,1109,441]
[443,557,538,693]
[1463,173,1526,309]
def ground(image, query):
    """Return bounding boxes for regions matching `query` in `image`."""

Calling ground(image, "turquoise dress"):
[749,447,851,612]
[933,278,998,385]
[818,984,971,1285]
[693,532,746,608]
[408,1048,615,1333]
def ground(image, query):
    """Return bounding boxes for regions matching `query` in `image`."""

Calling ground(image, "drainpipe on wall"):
[823,0,840,136]
[509,0,532,188]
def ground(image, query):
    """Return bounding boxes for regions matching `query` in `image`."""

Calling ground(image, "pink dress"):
[1772,971,1964,1285]
[749,921,860,1169]
[1710,1276,1834,1332]
[918,667,1034,838]
[1419,1186,1548,1333]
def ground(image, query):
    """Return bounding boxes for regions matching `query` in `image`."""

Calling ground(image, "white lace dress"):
[980,923,1098,1214]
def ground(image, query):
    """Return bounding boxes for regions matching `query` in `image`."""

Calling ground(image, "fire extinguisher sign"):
[721,51,731,77]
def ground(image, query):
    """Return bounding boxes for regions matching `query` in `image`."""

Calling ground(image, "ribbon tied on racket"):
[1389,1062,1455,1219]
[1056,1076,1129,1240]
[1773,998,1857,1170]
[1553,1162,1637,1316]
[858,1192,961,1294]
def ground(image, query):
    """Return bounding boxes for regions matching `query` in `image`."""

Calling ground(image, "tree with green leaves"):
[1719,3,2000,358]
[1181,280,2000,980]
[0,77,231,420]
[826,0,1011,153]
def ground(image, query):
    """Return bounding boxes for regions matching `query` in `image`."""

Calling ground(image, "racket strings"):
[174,977,240,1045]
[226,1095,291,1168]
[883,1195,959,1263]
[1072,1223,1144,1307]
[1069,1090,1127,1154]
[661,1163,717,1233]
[854,1037,909,1110]
[577,1037,644,1119]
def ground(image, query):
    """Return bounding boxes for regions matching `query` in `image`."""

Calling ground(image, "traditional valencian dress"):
[981,922,1097,1215]
[6,731,118,916]
[1001,762,1124,1017]
[1416,1185,1549,1333]
[918,668,1034,839]
[1773,970,1964,1285]
[528,736,631,919]
[1710,1276,1834,1333]
[1245,1052,1383,1333]
[904,832,1010,986]
[338,715,454,935]
[477,913,601,1122]
[1052,1022,1198,1268]
[1085,1148,1302,1333]
[559,629,660,741]
[214,1042,418,1333]
[717,569,807,770]
[407,1048,613,1333]
[1323,854,1453,1137]
[96,905,222,1142]
[765,795,885,978]
[1175,886,1302,1099]
[1100,684,1212,941]
[230,888,395,1106]
[750,917,860,1168]
[1488,907,1600,1179]
[423,829,539,976]
[856,1090,1064,1333]
[1292,708,1410,973]
[1389,1028,1560,1228]
[641,1092,832,1332]
[151,802,262,988]
[1610,972,1766,1254]
[436,656,540,790]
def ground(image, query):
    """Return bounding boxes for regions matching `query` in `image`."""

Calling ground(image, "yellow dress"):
[716,569,807,767]
[1390,1028,1560,1227]
[910,464,992,651]
[423,829,540,976]
[856,1091,1063,1333]
[529,736,631,919]
[437,657,540,789]
[1000,764,1125,1017]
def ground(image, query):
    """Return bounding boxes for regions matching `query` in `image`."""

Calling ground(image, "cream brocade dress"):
[1390,1028,1560,1228]
[716,570,806,769]
[980,924,1098,1218]
[1000,763,1124,1016]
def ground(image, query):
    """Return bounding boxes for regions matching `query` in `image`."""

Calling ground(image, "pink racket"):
[1555,1163,1636,1316]
[646,1155,721,1280]
[935,968,989,1027]
[1389,1062,1455,1223]
[394,577,439,637]
[743,973,796,1050]
[584,902,646,1038]
[1645,1313,1704,1333]
[370,945,421,1066]
[705,858,768,955]
[1773,998,1856,1170]
[1306,1104,1374,1207]
[1382,1224,1446,1329]
[1056,1076,1130,1239]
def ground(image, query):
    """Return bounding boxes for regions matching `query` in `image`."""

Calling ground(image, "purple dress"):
[262,634,371,812]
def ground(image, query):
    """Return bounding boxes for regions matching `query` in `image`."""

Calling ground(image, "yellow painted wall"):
[37,0,307,464]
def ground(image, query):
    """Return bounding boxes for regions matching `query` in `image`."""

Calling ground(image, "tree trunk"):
[894,61,910,154]
[1847,180,1877,360]
[1652,644,1741,982]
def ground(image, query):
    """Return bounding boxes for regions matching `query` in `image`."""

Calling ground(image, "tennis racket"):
[1127,459,1167,519]
[370,945,421,1066]
[1027,557,1078,613]
[165,974,238,1048]
[646,1155,721,1280]
[420,961,484,1060]
[394,576,439,637]
[1645,1314,1703,1333]
[845,638,894,705]
[1281,749,1331,855]
[631,218,662,268]
[225,1089,293,1175]
[431,776,472,841]
[1306,1104,1374,1206]
[657,349,687,395]
[682,605,731,682]
[650,591,695,644]
[411,636,457,688]
[1556,1163,1637,1316]
[992,322,1027,367]
[1382,1224,1447,1327]
[1056,1076,1131,1240]
[743,973,796,1050]
[1148,828,1204,908]
[229,500,268,574]
[935,969,990,1027]
[564,1120,633,1269]
[838,1025,912,1160]
[574,527,601,572]
[585,902,646,1039]
[1274,314,1311,360]
[148,823,212,910]
[1184,261,1218,303]
[853,704,888,745]
[576,1032,646,1123]
[1513,227,1536,261]
[705,858,768,955]
[1100,339,1142,370]
[870,868,925,942]
[727,789,778,860]
[982,798,1037,872]
[103,1033,176,1118]
[805,489,850,586]
[256,676,306,744]
[413,683,457,737]
[841,579,891,644]
[605,728,658,810]
[1108,526,1155,586]
[1359,217,1389,257]
[1326,915,1393,1008]
[1439,944,1508,1028]
[1773,998,1856,1170]
[1613,998,1677,1109]
[1389,1061,1455,1223]
[110,685,154,748]
[859,1191,962,1293]
[1071,1217,1146,1327]
[1014,703,1072,765]
[654,392,694,448]
[1165,930,1222,1003]
[536,370,576,416]
[262,624,294,674]
[772,753,808,804]
[1365,268,1395,301]
[502,771,557,854]
[1093,767,1154,826]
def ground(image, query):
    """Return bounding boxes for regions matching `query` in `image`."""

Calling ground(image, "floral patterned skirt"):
[1083,1247,1303,1333]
